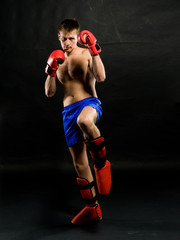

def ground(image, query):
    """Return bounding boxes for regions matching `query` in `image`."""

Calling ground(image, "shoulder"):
[78,47,90,57]
[78,47,92,67]
[73,47,92,67]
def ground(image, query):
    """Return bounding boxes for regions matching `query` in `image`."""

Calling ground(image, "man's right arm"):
[45,75,57,97]
[44,50,65,97]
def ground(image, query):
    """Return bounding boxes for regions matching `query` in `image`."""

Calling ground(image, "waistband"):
[63,97,101,111]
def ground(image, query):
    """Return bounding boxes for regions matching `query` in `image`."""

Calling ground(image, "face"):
[58,29,78,53]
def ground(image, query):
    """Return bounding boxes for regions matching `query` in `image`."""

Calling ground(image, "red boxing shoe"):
[71,203,102,225]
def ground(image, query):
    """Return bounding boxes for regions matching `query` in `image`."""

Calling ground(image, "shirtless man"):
[45,19,111,225]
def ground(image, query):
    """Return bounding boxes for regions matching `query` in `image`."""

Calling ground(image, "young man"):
[45,19,111,225]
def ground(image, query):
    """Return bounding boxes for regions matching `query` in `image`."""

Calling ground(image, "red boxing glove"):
[45,50,65,77]
[77,30,101,56]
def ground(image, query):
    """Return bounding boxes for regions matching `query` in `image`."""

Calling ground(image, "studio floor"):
[1,156,180,240]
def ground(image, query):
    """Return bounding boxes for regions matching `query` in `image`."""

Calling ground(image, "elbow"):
[45,89,55,97]
[99,76,106,82]
[97,74,106,83]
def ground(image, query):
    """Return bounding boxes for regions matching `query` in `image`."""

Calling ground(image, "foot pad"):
[71,203,102,225]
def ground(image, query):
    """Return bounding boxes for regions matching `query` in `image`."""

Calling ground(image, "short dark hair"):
[58,18,80,33]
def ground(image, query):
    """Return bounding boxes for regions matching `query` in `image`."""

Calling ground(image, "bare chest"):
[57,56,90,83]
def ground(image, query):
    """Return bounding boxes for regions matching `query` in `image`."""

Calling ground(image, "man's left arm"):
[78,30,106,82]
[91,55,106,82]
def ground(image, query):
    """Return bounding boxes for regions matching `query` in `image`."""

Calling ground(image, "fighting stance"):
[45,19,111,225]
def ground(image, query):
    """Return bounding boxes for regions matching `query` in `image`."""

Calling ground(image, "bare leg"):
[69,141,96,197]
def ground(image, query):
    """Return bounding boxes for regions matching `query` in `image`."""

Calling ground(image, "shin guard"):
[85,137,111,195]
[71,178,102,225]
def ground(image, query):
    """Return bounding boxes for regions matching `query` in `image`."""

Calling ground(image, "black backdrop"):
[1,0,180,172]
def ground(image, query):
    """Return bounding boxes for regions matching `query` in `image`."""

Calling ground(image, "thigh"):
[78,106,98,124]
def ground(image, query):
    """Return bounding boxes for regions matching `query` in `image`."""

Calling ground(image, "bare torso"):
[56,46,97,107]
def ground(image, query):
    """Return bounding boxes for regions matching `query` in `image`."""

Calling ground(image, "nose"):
[66,39,70,45]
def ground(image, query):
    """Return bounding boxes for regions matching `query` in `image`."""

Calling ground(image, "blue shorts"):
[62,97,103,147]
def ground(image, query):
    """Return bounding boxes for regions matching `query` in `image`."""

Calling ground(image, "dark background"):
[1,0,180,239]
[1,0,180,170]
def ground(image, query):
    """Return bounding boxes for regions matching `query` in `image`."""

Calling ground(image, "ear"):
[57,33,61,40]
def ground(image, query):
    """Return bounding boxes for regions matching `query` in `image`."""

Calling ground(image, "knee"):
[77,116,93,131]
[74,162,90,174]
